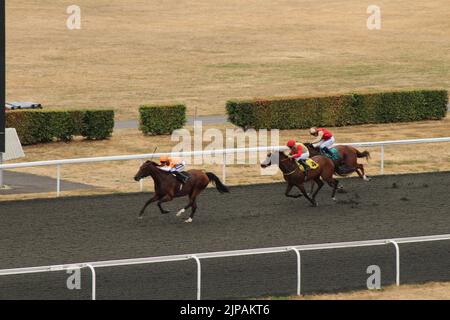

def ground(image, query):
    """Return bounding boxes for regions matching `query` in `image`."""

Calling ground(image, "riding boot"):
[321,147,333,158]
[298,159,310,180]
[173,171,189,184]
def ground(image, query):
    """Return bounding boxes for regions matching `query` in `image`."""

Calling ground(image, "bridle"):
[280,154,298,176]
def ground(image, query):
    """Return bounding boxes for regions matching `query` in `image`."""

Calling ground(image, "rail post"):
[387,240,400,286]
[139,160,144,192]
[85,264,97,300]
[222,153,226,183]
[191,255,202,300]
[380,145,384,175]
[56,164,61,197]
[290,248,302,296]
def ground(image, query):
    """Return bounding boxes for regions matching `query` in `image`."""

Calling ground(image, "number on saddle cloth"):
[296,159,319,172]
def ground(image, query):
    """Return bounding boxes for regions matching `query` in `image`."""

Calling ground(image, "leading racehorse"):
[305,143,371,181]
[261,151,339,206]
[134,161,229,223]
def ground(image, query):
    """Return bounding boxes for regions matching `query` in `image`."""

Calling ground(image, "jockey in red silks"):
[286,140,311,177]
[309,127,335,158]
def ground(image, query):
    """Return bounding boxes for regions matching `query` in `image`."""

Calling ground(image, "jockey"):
[309,127,335,158]
[158,155,190,183]
[286,140,311,177]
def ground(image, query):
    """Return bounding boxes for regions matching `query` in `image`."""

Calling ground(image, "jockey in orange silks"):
[159,155,190,183]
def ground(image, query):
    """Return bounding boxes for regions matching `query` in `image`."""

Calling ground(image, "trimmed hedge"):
[79,110,115,140]
[6,109,115,145]
[139,104,186,135]
[226,90,448,130]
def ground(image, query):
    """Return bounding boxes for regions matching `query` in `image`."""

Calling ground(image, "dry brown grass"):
[2,114,449,201]
[6,0,450,120]
[271,281,450,300]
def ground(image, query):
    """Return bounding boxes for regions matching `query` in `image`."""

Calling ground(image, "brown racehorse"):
[261,151,339,206]
[134,161,229,223]
[305,143,371,181]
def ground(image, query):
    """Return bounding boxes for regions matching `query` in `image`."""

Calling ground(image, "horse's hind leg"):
[357,164,371,181]
[138,194,159,219]
[326,178,339,200]
[185,201,198,223]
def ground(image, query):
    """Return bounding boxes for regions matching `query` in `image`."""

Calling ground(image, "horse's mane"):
[145,160,160,166]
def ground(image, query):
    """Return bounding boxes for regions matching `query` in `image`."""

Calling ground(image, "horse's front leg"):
[285,183,302,198]
[157,194,173,214]
[297,183,317,206]
[138,194,159,219]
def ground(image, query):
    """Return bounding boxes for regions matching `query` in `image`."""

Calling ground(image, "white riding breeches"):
[318,136,335,149]
[172,163,186,172]
[293,151,310,161]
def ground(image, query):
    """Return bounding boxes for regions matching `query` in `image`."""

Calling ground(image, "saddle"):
[171,171,191,184]
[296,158,319,172]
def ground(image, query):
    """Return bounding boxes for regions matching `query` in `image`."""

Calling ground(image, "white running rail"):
[0,234,449,300]
[0,137,449,196]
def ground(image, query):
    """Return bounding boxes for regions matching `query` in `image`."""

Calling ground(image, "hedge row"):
[6,110,114,145]
[226,90,448,130]
[139,104,186,135]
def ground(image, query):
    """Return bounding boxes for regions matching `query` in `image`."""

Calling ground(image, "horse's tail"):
[356,150,371,161]
[206,172,230,194]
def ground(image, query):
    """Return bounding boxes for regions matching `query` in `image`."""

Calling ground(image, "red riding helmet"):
[287,140,296,148]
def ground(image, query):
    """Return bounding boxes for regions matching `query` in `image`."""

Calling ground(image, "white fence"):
[0,234,449,300]
[0,137,449,196]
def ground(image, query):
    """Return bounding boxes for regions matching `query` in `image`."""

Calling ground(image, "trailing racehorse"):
[134,161,229,223]
[305,143,371,181]
[261,151,339,206]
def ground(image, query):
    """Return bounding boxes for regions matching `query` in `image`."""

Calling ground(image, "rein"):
[280,155,298,176]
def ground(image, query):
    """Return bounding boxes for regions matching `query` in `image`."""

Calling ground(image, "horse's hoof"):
[363,175,371,181]
[184,218,193,223]
[176,208,185,217]
[332,197,337,201]
[311,201,318,207]
[161,210,170,215]
[137,215,144,220]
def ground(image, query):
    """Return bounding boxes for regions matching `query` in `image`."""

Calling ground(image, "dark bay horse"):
[261,151,339,206]
[134,161,229,223]
[305,143,371,181]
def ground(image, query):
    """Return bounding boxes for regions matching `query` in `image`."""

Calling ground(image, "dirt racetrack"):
[0,172,449,299]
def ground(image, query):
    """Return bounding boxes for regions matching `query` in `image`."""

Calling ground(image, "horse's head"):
[260,151,288,168]
[304,142,320,155]
[134,160,159,181]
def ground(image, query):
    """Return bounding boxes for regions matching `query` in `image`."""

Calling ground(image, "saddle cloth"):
[296,158,319,172]
[324,147,340,160]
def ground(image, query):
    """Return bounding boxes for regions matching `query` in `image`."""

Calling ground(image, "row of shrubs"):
[6,110,114,145]
[139,104,186,135]
[225,90,448,130]
[7,89,448,144]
